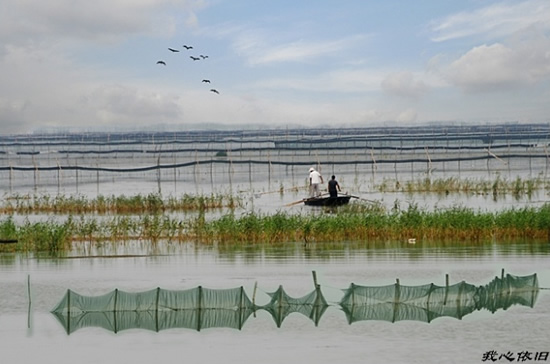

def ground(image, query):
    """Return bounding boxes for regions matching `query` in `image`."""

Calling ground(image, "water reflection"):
[51,272,538,334]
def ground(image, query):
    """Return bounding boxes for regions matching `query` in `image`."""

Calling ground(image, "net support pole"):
[57,161,61,194]
[312,271,318,288]
[393,279,401,323]
[252,281,258,307]
[239,286,245,330]
[444,274,449,305]
[67,289,71,334]
[33,157,38,193]
[27,274,32,304]
[9,164,13,193]
[155,287,160,332]
[197,286,203,332]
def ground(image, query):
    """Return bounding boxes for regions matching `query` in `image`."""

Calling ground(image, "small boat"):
[303,195,351,206]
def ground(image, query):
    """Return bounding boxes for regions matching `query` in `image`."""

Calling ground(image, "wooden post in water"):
[33,157,38,193]
[157,155,161,194]
[197,286,203,332]
[155,287,161,332]
[57,161,61,195]
[425,147,432,178]
[393,278,401,323]
[9,163,13,193]
[444,274,449,305]
[312,271,318,288]
[252,281,258,306]
[27,274,31,304]
[268,150,272,185]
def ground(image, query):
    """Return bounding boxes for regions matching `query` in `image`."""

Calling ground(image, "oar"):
[255,185,306,197]
[285,198,306,207]
[345,194,380,204]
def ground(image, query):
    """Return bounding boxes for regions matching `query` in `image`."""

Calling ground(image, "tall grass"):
[0,192,240,214]
[2,203,550,253]
[377,175,546,198]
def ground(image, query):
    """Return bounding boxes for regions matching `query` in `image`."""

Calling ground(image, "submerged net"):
[51,286,253,314]
[260,285,328,327]
[51,273,539,333]
[339,273,538,324]
[51,286,255,334]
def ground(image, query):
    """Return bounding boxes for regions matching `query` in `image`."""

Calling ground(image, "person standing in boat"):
[309,167,324,197]
[328,175,341,198]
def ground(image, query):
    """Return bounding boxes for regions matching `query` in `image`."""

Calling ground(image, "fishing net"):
[260,285,328,327]
[51,273,538,333]
[339,273,538,324]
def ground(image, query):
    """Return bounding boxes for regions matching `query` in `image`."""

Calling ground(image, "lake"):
[1,241,549,364]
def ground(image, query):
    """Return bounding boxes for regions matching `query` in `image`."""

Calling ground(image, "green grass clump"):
[0,193,240,214]
[377,176,546,198]
[2,203,550,253]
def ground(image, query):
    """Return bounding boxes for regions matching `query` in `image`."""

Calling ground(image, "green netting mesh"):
[339,273,538,324]
[52,286,253,314]
[51,286,255,334]
[260,285,328,327]
[52,308,256,334]
[50,273,539,333]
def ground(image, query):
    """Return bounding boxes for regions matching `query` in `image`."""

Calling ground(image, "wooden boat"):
[303,195,351,206]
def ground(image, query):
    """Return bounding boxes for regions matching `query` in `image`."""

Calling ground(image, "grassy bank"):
[2,203,550,253]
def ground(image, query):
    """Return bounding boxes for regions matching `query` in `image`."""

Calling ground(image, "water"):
[2,128,550,363]
[1,242,549,364]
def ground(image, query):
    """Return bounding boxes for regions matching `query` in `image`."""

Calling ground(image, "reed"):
[3,203,550,253]
[0,192,241,214]
[377,176,546,197]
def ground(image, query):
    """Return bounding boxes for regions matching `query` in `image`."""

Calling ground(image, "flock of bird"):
[157,45,219,95]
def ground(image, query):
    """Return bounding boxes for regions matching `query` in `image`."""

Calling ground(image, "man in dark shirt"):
[328,175,341,197]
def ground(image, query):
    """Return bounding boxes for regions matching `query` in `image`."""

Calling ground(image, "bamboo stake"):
[425,147,433,175]
[485,148,507,165]
[252,281,258,307]
[27,274,31,304]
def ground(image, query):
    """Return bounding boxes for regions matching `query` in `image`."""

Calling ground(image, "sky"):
[1,0,549,134]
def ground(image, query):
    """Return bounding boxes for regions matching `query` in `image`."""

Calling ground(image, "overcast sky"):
[1,0,549,134]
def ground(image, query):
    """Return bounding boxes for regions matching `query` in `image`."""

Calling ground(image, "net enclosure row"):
[51,273,539,334]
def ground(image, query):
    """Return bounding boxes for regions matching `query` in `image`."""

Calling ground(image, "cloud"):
[396,108,418,123]
[84,84,183,125]
[250,68,383,94]
[381,71,429,99]
[430,0,550,42]
[224,25,369,66]
[0,98,31,134]
[444,38,550,93]
[0,0,204,48]
[247,35,369,65]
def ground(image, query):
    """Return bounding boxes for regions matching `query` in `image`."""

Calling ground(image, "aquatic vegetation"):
[377,176,547,198]
[0,192,241,214]
[2,200,550,253]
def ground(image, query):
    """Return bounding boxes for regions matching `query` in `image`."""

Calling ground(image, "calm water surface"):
[1,242,549,364]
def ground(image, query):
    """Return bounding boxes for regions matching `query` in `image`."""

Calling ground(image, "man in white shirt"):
[309,167,324,197]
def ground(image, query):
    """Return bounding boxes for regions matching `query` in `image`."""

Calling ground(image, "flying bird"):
[210,89,219,94]
[183,45,193,50]
[202,79,211,83]
[200,55,209,59]
[190,56,200,61]
[168,48,180,52]
[156,60,166,65]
